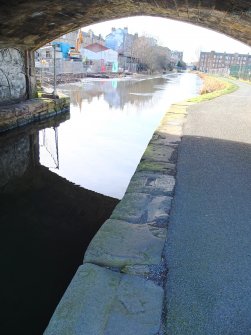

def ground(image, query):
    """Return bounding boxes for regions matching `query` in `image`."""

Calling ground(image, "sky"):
[82,16,251,63]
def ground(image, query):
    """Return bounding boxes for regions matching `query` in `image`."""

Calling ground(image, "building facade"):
[105,27,139,71]
[82,30,105,47]
[199,51,251,72]
[80,43,118,72]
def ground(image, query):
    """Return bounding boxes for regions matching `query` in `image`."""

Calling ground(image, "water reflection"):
[0,114,69,187]
[64,77,167,110]
[0,114,118,335]
[42,73,201,199]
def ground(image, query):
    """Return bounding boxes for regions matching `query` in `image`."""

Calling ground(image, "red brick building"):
[199,51,251,72]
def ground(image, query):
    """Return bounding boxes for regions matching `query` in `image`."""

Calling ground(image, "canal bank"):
[43,98,196,335]
[44,78,242,335]
[1,73,201,334]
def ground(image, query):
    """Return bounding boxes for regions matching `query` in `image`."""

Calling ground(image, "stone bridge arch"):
[0,0,251,50]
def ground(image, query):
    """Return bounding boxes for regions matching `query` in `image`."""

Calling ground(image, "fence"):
[202,67,229,77]
[229,65,251,81]
[36,59,88,90]
[35,58,119,90]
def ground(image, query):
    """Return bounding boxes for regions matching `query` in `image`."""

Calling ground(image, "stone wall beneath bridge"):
[0,48,27,104]
[0,48,37,105]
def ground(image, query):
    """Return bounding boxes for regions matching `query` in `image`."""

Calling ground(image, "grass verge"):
[187,73,238,103]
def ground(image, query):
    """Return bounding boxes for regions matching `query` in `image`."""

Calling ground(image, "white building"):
[80,43,118,72]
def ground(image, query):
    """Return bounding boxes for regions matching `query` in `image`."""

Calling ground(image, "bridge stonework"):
[0,0,250,49]
[0,48,36,105]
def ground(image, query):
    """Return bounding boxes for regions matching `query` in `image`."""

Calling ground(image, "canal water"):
[0,73,201,335]
[41,73,201,199]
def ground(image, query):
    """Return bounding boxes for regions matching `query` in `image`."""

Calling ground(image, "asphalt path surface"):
[165,81,251,334]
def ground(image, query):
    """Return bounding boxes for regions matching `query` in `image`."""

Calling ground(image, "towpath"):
[165,81,251,334]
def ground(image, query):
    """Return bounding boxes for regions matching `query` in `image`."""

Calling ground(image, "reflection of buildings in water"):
[103,78,167,110]
[61,77,168,110]
[70,87,104,110]
[0,113,69,188]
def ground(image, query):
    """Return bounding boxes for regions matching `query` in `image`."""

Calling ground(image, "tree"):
[131,35,171,73]
[177,60,187,70]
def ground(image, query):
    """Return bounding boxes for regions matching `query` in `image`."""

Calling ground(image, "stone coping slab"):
[126,171,175,196]
[142,143,177,164]
[136,160,176,175]
[84,219,166,268]
[44,263,164,335]
[110,192,172,225]
[150,131,181,146]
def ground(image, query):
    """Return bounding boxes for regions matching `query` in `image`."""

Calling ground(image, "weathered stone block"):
[28,101,44,113]
[110,192,171,225]
[157,124,183,136]
[150,131,181,146]
[104,274,164,335]
[84,219,166,267]
[146,195,172,225]
[0,108,16,120]
[44,264,164,335]
[14,104,30,117]
[126,172,175,196]
[111,193,151,223]
[44,264,121,335]
[142,143,177,163]
[136,160,176,175]
[0,118,17,132]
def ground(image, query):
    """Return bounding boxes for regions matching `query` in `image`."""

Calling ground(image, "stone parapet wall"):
[44,100,191,335]
[0,96,70,133]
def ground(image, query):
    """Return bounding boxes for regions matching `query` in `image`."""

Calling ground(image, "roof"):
[84,43,109,53]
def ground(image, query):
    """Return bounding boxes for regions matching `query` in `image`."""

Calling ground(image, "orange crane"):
[75,29,83,52]
[68,29,83,61]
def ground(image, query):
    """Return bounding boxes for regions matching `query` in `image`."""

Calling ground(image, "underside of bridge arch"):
[1,0,251,50]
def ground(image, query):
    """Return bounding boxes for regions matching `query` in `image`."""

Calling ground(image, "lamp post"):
[41,59,47,89]
[52,44,57,97]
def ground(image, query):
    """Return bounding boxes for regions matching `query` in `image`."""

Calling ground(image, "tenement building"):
[199,51,251,72]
